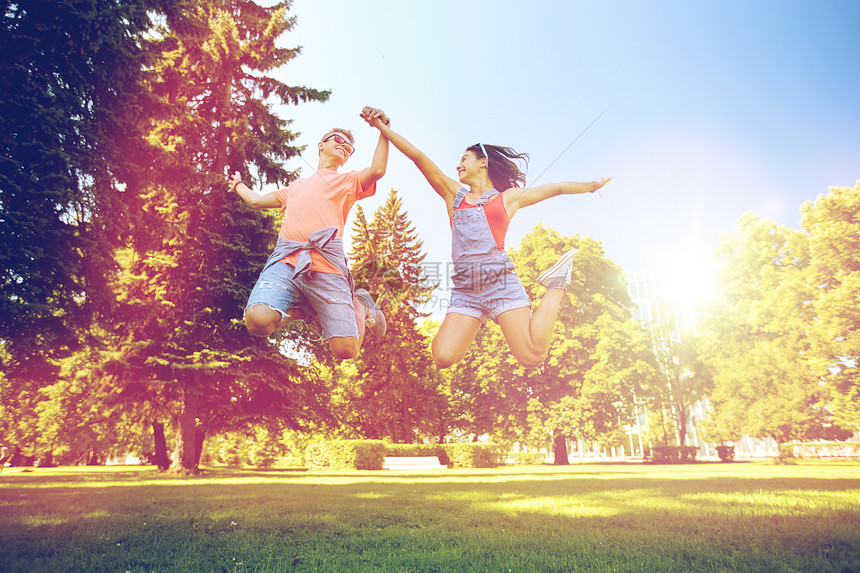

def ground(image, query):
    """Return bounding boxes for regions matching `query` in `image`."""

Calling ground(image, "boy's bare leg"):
[245,305,308,337]
[326,298,368,360]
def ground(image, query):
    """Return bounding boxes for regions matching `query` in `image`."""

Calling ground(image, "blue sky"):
[264,0,860,312]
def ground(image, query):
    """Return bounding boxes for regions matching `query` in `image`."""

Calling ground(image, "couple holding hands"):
[228,107,610,369]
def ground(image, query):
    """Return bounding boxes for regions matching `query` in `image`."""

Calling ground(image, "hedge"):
[778,441,860,460]
[385,443,451,466]
[305,441,501,470]
[503,452,546,465]
[305,440,386,470]
[443,443,500,468]
[645,445,699,464]
[383,442,500,468]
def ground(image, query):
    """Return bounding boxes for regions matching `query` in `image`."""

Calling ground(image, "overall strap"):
[451,187,469,209]
[474,189,500,206]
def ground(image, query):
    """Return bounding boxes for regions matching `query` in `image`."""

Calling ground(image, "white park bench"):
[382,456,447,470]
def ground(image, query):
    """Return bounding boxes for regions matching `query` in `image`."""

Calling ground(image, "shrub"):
[254,454,277,469]
[271,456,305,468]
[206,430,285,468]
[648,446,679,464]
[679,446,699,462]
[443,443,500,468]
[716,445,735,462]
[646,445,698,464]
[304,443,329,469]
[504,452,546,465]
[305,440,386,470]
[384,444,450,466]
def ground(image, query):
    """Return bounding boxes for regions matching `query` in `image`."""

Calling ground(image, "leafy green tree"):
[647,317,712,446]
[701,213,831,445]
[801,182,860,432]
[35,338,157,466]
[0,348,42,461]
[642,408,675,448]
[446,226,657,462]
[431,319,502,443]
[31,318,183,467]
[417,318,452,442]
[204,424,288,467]
[337,189,441,443]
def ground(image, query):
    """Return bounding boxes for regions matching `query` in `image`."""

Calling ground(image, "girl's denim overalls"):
[448,188,530,321]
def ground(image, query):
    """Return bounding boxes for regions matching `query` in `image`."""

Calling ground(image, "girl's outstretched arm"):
[361,107,460,211]
[504,177,611,219]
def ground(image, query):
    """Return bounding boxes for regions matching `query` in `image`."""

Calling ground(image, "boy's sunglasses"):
[322,133,354,155]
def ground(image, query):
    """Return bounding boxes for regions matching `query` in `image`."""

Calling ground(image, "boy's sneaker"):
[536,249,577,290]
[355,288,387,339]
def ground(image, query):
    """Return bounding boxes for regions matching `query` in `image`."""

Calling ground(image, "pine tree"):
[109,0,331,472]
[1,0,155,361]
[341,189,441,442]
[0,0,157,460]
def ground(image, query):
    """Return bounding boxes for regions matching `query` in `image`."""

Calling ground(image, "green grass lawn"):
[1,461,858,572]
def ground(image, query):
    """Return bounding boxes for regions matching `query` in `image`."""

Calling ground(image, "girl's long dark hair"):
[467,144,529,190]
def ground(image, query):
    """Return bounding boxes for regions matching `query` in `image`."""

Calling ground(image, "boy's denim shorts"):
[245,261,358,339]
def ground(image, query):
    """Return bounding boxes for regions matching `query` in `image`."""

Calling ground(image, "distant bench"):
[382,456,447,470]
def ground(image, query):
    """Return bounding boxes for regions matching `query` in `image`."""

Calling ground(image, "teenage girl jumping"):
[363,107,610,369]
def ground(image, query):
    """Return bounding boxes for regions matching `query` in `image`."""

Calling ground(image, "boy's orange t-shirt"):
[276,168,375,275]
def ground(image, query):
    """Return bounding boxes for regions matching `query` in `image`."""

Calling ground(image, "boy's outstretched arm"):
[227,171,280,209]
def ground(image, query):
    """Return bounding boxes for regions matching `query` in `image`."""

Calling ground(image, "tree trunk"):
[552,434,570,465]
[8,445,22,466]
[672,392,689,447]
[152,421,170,470]
[193,427,206,467]
[659,408,668,444]
[212,60,233,176]
[169,383,200,474]
[437,413,447,445]
[677,403,689,446]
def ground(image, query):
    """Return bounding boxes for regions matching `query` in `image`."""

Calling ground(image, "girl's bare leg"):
[496,288,565,368]
[431,313,483,369]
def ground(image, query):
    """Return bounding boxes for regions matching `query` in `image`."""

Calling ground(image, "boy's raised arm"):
[227,170,280,209]
[360,111,389,190]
